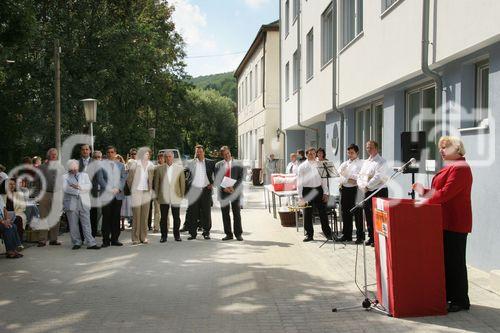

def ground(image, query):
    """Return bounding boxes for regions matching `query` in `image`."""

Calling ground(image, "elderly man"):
[37,148,65,247]
[154,150,185,242]
[215,146,244,241]
[286,153,299,174]
[357,140,389,246]
[63,160,100,250]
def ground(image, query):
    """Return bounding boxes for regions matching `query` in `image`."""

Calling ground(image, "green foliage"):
[190,72,237,103]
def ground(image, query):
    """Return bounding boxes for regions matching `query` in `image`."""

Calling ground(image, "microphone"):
[398,158,416,172]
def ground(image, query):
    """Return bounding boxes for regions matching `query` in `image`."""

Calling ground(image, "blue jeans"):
[0,223,22,252]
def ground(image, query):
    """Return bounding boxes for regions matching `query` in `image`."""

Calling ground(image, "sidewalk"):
[0,184,499,333]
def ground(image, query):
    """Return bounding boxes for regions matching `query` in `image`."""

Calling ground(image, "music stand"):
[317,162,343,249]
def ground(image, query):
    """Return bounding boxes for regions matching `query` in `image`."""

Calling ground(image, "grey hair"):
[66,159,79,170]
[92,150,102,158]
[46,148,58,159]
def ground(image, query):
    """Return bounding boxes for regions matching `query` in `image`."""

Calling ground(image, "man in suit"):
[63,159,100,250]
[86,150,106,237]
[214,146,244,241]
[154,150,185,242]
[100,146,126,247]
[78,144,92,172]
[185,145,215,240]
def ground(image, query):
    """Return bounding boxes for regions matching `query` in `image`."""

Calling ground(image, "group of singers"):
[288,136,473,313]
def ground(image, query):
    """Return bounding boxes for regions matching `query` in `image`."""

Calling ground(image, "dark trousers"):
[160,204,181,240]
[443,230,470,307]
[13,216,24,241]
[364,187,388,240]
[147,200,153,230]
[220,198,242,237]
[303,187,332,239]
[102,198,122,244]
[0,223,21,252]
[340,186,363,240]
[90,207,101,237]
[187,187,212,237]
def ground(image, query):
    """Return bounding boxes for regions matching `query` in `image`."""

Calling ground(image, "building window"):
[341,0,363,48]
[255,63,259,99]
[293,50,300,93]
[261,56,264,96]
[306,28,314,80]
[406,84,437,162]
[285,0,290,36]
[381,0,398,13]
[250,71,253,102]
[244,77,248,105]
[355,102,384,159]
[321,3,334,66]
[285,62,290,100]
[293,0,300,22]
[475,61,489,127]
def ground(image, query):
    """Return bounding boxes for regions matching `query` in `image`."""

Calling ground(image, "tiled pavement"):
[1,184,499,333]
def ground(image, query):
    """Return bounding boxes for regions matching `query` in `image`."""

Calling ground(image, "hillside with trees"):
[190,72,237,103]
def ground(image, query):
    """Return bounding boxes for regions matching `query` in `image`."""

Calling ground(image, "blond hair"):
[438,136,466,156]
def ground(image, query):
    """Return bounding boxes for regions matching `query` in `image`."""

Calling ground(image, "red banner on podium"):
[373,198,447,318]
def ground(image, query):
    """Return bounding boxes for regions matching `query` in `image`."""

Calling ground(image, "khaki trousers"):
[132,190,151,242]
[38,191,62,242]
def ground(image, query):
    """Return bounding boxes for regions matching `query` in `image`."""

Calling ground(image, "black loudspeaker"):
[401,131,426,173]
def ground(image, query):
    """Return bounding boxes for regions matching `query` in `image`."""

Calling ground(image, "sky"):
[171,0,279,78]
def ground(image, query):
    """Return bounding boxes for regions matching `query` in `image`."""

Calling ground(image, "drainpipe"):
[422,0,444,168]
[277,1,286,171]
[332,0,345,162]
[296,0,320,147]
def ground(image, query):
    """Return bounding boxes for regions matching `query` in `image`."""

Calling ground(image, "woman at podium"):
[413,136,473,313]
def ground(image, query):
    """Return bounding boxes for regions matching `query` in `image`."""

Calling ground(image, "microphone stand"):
[332,165,409,315]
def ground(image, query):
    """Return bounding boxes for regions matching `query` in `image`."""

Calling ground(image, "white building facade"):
[236,21,282,170]
[280,0,500,278]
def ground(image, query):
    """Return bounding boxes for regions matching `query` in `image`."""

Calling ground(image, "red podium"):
[372,198,447,317]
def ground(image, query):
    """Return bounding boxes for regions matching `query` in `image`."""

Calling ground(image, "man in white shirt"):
[357,140,389,246]
[285,153,299,174]
[338,144,364,243]
[185,145,215,240]
[297,147,332,242]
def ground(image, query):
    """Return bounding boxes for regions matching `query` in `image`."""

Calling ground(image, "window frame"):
[306,28,314,81]
[293,50,300,94]
[321,2,334,67]
[285,62,290,100]
[285,0,290,37]
[355,100,384,159]
[474,60,489,127]
[341,0,363,49]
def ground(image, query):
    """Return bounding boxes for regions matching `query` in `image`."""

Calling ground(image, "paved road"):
[1,185,499,333]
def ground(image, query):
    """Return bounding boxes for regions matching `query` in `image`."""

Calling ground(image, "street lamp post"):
[148,127,156,156]
[81,98,97,152]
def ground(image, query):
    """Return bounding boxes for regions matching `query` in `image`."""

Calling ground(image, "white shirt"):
[339,158,363,188]
[193,159,209,188]
[286,161,298,174]
[297,159,329,199]
[81,157,91,171]
[136,161,153,191]
[166,163,173,183]
[357,154,389,191]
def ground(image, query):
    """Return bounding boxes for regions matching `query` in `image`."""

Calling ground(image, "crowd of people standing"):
[0,144,245,257]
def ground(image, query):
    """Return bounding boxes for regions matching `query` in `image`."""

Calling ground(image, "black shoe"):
[222,235,234,241]
[354,238,364,244]
[111,241,123,246]
[160,238,167,243]
[303,237,313,242]
[365,238,374,246]
[236,236,244,241]
[87,245,101,250]
[49,241,62,246]
[447,303,470,312]
[72,245,81,250]
[175,238,182,242]
[203,235,211,240]
[187,236,196,240]
[101,242,110,248]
